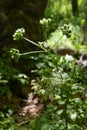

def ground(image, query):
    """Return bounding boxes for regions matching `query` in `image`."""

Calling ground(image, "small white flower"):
[65,54,74,61]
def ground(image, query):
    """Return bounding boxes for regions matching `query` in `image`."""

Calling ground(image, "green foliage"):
[0,110,30,130]
[45,0,72,33]
[31,54,87,130]
[13,73,29,85]
[45,0,87,42]
[1,0,86,129]
[47,23,86,52]
[0,110,17,130]
[0,48,30,103]
[9,14,87,129]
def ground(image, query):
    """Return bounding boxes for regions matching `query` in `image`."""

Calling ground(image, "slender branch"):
[51,35,63,48]
[20,50,47,56]
[17,120,30,126]
[24,37,47,52]
[65,99,68,130]
[65,86,68,130]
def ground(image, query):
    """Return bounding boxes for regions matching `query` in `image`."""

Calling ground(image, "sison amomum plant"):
[10,22,72,61]
[9,19,87,130]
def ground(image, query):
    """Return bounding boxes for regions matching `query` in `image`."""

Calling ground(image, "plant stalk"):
[20,50,46,56]
[65,99,68,130]
[24,37,47,52]
[51,35,63,48]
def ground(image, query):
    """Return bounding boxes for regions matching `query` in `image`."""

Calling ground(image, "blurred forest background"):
[0,0,87,129]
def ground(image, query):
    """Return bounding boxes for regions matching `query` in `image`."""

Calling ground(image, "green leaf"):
[41,124,50,130]
[70,112,77,120]
[57,110,64,115]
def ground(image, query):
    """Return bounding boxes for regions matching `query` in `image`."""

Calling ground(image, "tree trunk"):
[0,0,48,52]
[71,0,78,16]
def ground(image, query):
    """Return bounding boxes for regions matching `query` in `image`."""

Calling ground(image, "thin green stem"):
[65,98,68,130]
[20,50,47,56]
[51,35,64,48]
[24,37,47,52]
[65,83,69,130]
